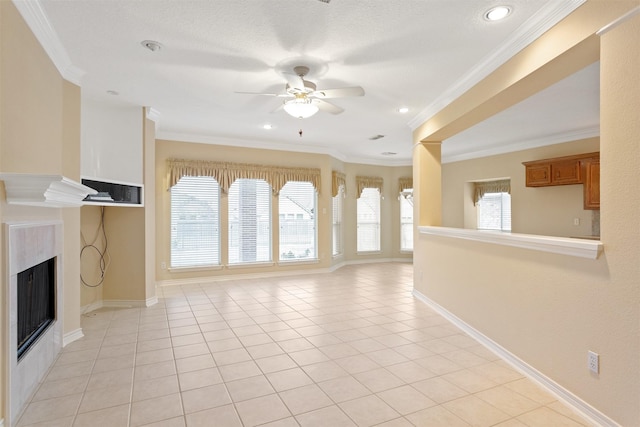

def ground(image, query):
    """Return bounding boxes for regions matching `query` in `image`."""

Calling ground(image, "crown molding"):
[442,126,599,164]
[12,0,84,85]
[408,0,586,131]
[145,107,161,131]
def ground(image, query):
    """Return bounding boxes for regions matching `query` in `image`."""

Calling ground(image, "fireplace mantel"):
[0,173,97,207]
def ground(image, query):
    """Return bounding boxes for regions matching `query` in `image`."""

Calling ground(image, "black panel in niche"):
[82,179,141,204]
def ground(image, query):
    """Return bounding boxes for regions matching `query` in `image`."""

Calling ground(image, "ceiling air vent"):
[369,134,385,140]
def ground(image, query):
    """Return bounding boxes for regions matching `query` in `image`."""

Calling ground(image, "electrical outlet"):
[573,217,580,226]
[161,261,166,270]
[588,350,599,373]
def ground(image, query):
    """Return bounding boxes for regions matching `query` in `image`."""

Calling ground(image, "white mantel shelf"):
[418,226,603,259]
[0,173,97,207]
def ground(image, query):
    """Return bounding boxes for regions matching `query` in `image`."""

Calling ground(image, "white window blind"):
[279,181,317,261]
[228,179,271,264]
[357,188,381,252]
[477,192,511,231]
[332,186,344,257]
[400,190,413,251]
[170,176,220,268]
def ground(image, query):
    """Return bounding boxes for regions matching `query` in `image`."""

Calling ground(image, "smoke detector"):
[141,40,162,52]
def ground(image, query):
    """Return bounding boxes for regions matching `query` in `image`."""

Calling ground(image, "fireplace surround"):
[4,221,64,425]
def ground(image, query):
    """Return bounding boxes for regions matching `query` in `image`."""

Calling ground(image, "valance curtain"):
[331,171,346,197]
[356,176,383,198]
[398,177,413,194]
[473,179,511,205]
[167,158,321,196]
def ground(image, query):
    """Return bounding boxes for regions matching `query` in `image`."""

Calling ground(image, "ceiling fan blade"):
[270,103,284,114]
[315,99,344,115]
[313,86,365,98]
[235,91,292,98]
[283,72,305,91]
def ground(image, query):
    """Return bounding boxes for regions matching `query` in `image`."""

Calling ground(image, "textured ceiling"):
[31,0,597,165]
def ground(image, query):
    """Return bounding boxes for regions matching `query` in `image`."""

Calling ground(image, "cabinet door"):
[525,164,551,186]
[550,160,582,185]
[583,160,600,209]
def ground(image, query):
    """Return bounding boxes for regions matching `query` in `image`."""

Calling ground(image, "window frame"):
[278,181,318,263]
[227,178,273,265]
[400,189,414,252]
[476,191,512,232]
[169,176,221,269]
[332,185,345,257]
[357,187,382,253]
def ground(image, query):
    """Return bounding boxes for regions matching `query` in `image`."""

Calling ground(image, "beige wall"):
[413,3,639,425]
[155,139,412,282]
[1,1,84,422]
[442,137,600,237]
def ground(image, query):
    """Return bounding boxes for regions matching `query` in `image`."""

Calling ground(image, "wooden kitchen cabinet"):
[523,151,600,210]
[583,159,600,209]
[523,152,599,187]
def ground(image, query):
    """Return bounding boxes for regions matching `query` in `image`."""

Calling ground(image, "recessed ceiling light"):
[263,124,273,130]
[106,90,119,96]
[485,6,511,21]
[141,40,163,52]
[381,152,397,156]
[398,107,409,114]
[369,134,385,140]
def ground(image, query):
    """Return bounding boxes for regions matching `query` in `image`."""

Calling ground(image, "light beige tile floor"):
[17,263,596,427]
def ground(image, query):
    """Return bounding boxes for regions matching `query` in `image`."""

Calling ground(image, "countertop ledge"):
[418,226,603,260]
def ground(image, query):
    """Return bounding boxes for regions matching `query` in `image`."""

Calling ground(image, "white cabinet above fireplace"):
[81,97,143,186]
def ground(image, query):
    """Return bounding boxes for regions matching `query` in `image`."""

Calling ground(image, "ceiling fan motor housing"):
[286,80,317,95]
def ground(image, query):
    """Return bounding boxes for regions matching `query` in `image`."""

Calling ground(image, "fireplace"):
[5,221,64,425]
[17,257,56,360]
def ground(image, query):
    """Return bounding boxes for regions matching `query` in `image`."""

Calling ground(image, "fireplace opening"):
[17,257,56,360]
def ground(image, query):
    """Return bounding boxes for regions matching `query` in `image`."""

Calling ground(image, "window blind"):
[357,188,381,252]
[332,185,344,256]
[279,181,317,261]
[477,192,512,231]
[228,179,272,264]
[400,189,413,251]
[170,176,220,268]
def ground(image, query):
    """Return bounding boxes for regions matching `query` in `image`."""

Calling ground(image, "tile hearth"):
[17,263,594,427]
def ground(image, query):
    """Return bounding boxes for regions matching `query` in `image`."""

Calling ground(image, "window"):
[170,176,220,268]
[357,188,381,252]
[228,179,271,264]
[332,185,344,257]
[400,189,413,251]
[477,192,511,231]
[279,181,317,261]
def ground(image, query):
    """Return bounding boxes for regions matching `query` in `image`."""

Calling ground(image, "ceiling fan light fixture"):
[283,98,319,119]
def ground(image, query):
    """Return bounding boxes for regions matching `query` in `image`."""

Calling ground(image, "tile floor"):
[17,263,596,427]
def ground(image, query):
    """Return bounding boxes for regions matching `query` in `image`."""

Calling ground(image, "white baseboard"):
[103,299,153,308]
[62,328,84,347]
[81,300,104,315]
[157,258,412,288]
[145,296,158,307]
[412,289,620,427]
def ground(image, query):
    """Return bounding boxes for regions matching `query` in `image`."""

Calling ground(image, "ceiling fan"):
[236,66,365,119]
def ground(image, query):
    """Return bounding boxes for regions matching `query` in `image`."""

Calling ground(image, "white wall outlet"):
[588,350,599,373]
[573,217,580,226]
[161,261,166,270]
